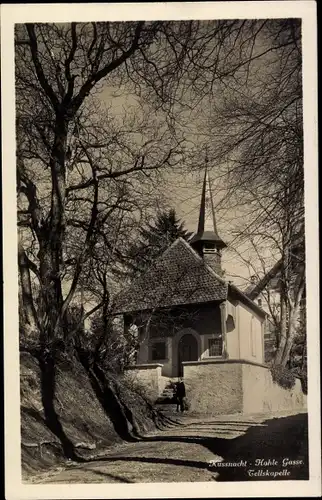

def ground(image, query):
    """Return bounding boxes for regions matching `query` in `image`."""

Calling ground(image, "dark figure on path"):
[175,378,186,412]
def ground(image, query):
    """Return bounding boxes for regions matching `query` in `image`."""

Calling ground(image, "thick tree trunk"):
[18,240,38,336]
[37,117,68,343]
[50,119,68,281]
[38,239,63,341]
[275,292,303,367]
[274,292,288,365]
[280,298,303,366]
[274,336,286,365]
[281,336,294,367]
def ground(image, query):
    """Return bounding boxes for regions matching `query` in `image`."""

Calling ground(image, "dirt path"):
[25,410,308,484]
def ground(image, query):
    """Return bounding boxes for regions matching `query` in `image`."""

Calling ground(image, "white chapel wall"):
[199,334,207,359]
[225,299,239,358]
[254,315,265,363]
[136,331,149,364]
[161,336,173,377]
[237,302,264,364]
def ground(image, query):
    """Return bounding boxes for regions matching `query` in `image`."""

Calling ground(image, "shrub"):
[121,372,155,404]
[270,364,296,390]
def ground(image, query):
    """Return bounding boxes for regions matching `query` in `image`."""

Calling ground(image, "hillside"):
[20,350,169,479]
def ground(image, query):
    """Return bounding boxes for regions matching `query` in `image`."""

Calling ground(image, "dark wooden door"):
[178,333,198,376]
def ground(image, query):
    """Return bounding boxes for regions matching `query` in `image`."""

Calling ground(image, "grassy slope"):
[20,350,163,478]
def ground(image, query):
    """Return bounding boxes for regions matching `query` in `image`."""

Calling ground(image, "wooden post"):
[220,301,228,358]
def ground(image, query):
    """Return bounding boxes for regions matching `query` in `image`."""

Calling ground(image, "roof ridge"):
[164,236,229,288]
[203,261,227,286]
[229,282,267,317]
[180,236,228,286]
[170,238,229,296]
[176,236,203,261]
[186,241,265,316]
[112,236,229,314]
[112,238,191,311]
[154,236,183,262]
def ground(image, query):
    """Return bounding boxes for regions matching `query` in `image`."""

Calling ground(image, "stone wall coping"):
[182,358,269,369]
[183,359,303,382]
[126,363,163,370]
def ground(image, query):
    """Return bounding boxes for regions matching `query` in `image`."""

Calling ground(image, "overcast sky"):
[95,21,294,289]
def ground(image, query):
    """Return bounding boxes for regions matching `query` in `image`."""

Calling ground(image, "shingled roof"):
[113,237,266,318]
[113,237,228,314]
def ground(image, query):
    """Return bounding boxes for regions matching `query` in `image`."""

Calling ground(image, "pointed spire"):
[191,154,226,250]
[197,162,218,235]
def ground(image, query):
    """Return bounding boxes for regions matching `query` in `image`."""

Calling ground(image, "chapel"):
[113,166,266,379]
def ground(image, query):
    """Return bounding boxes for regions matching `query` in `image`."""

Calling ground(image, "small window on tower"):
[204,242,216,250]
[258,298,262,307]
[208,337,222,357]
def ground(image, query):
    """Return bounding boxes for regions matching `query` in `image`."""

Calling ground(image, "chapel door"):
[178,333,198,377]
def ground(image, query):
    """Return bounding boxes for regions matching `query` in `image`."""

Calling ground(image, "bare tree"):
[15,19,308,466]
[227,179,305,367]
[197,19,304,367]
[17,20,286,349]
[16,22,188,347]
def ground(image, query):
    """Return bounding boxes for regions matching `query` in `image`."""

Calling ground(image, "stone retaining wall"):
[242,363,307,414]
[125,364,163,399]
[183,360,243,415]
[183,359,307,415]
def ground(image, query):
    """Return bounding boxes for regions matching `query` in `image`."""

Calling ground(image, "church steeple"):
[190,159,226,275]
